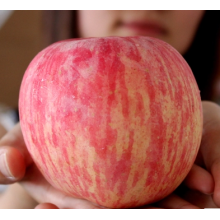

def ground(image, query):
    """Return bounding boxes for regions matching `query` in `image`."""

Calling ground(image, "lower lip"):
[121,24,165,37]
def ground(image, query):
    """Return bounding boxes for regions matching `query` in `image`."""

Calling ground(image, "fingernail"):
[0,152,15,179]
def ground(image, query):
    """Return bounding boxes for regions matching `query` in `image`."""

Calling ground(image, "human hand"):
[0,123,202,209]
[35,193,200,209]
[3,100,220,209]
[0,123,104,209]
[174,101,220,208]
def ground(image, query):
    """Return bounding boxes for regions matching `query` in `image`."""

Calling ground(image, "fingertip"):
[7,147,26,179]
[184,164,214,195]
[35,203,59,209]
[0,146,26,183]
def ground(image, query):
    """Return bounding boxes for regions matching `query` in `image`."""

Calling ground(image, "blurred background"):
[0,10,75,109]
[0,10,43,108]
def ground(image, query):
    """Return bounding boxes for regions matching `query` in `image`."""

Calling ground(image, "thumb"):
[200,101,220,206]
[0,123,33,184]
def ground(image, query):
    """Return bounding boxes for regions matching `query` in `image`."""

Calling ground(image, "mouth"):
[118,21,167,37]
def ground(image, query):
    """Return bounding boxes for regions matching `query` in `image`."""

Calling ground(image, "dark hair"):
[42,10,78,46]
[183,10,220,101]
[42,10,220,101]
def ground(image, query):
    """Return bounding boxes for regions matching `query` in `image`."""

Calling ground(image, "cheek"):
[165,10,205,54]
[77,11,97,37]
[78,10,119,38]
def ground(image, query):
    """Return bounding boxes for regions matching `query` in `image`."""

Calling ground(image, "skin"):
[0,10,219,209]
[78,10,205,54]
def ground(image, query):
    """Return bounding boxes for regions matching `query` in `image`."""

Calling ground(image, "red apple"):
[19,36,203,208]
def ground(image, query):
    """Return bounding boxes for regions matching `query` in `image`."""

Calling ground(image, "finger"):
[200,102,220,169]
[0,123,32,166]
[0,123,33,183]
[35,203,59,209]
[0,146,26,183]
[154,193,200,209]
[183,164,214,195]
[211,159,220,207]
[199,102,220,207]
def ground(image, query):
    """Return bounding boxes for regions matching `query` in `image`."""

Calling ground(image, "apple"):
[19,36,203,208]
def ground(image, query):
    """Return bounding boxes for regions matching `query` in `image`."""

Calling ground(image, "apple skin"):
[19,36,203,208]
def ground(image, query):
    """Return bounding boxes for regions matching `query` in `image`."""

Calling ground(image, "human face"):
[78,10,205,54]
